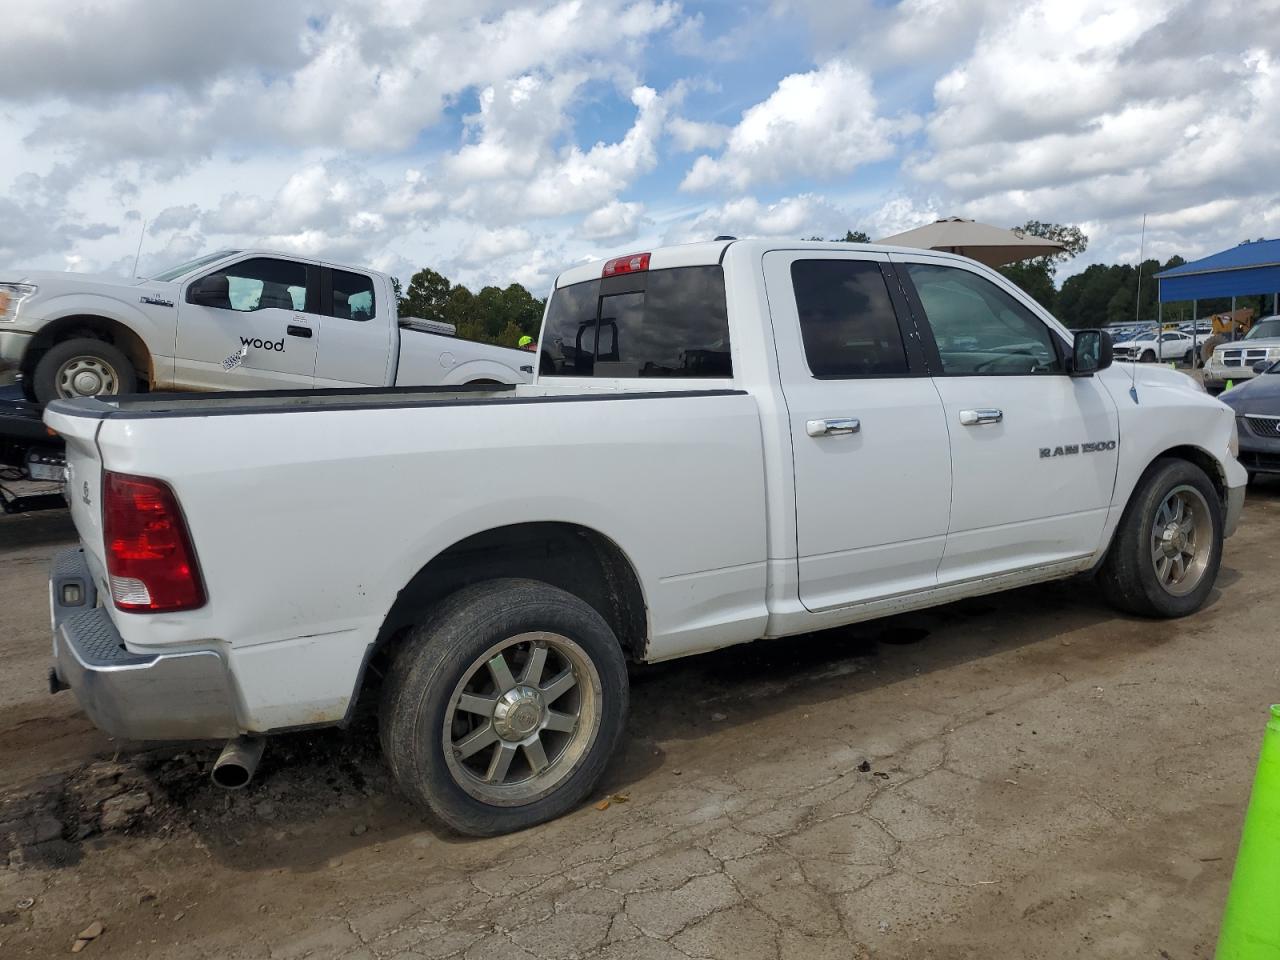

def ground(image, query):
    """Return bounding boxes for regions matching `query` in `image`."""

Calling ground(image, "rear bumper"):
[50,547,239,741]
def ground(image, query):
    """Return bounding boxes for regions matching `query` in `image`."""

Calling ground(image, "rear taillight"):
[102,471,206,613]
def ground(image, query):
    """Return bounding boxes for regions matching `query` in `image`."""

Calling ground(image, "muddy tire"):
[1099,458,1223,618]
[32,338,137,403]
[379,578,629,836]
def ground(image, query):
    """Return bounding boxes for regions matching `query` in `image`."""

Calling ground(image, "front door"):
[176,256,320,390]
[893,257,1120,582]
[764,250,953,612]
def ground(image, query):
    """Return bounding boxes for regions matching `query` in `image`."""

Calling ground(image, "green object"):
[518,335,534,347]
[1216,704,1280,958]
[1225,380,1235,391]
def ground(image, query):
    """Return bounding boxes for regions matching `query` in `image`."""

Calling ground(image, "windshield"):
[1245,318,1280,341]
[149,250,239,282]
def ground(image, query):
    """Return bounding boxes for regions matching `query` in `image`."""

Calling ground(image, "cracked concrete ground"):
[2,482,1279,959]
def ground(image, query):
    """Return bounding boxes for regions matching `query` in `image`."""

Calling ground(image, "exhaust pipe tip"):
[211,736,265,790]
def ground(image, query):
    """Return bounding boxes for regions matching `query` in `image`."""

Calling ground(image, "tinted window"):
[199,257,307,313]
[905,263,1061,374]
[541,266,731,378]
[332,269,376,322]
[790,260,908,377]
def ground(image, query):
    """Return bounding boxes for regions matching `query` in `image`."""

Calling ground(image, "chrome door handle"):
[959,408,1003,426]
[806,417,861,437]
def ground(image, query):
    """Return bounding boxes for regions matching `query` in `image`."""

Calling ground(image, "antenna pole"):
[1134,213,1147,326]
[132,219,147,277]
[1129,214,1146,403]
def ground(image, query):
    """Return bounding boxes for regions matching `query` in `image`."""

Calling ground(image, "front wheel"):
[1099,459,1223,618]
[1140,350,1156,363]
[379,578,629,836]
[32,338,137,403]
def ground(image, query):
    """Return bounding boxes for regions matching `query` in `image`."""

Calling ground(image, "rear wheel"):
[380,578,629,836]
[1099,459,1223,618]
[32,338,137,403]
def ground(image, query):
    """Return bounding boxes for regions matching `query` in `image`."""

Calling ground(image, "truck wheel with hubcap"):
[32,338,137,403]
[1099,458,1223,618]
[379,578,629,836]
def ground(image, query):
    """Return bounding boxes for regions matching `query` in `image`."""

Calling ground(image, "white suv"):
[1204,316,1280,392]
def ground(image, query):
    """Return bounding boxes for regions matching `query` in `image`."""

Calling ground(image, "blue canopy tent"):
[1155,239,1280,356]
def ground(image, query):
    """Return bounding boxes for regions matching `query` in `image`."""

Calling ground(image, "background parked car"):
[1112,329,1197,363]
[1218,358,1280,481]
[1203,315,1280,393]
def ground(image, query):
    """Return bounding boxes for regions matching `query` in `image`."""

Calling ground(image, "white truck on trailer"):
[0,250,532,402]
[43,239,1246,835]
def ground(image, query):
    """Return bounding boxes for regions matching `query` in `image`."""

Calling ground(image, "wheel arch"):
[354,522,649,716]
[23,314,154,386]
[1096,443,1228,570]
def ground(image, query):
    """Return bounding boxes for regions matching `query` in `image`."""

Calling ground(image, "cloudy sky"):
[0,0,1276,293]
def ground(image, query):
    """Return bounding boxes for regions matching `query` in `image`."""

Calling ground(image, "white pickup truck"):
[0,250,532,402]
[43,239,1246,835]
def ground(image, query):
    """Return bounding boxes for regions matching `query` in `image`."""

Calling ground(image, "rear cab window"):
[541,266,731,378]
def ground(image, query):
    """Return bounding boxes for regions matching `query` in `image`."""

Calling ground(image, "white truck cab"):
[0,250,531,402]
[42,239,1246,835]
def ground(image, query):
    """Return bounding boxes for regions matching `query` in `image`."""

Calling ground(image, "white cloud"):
[667,117,730,152]
[581,200,648,242]
[665,194,847,244]
[681,60,918,191]
[456,226,537,266]
[150,204,200,233]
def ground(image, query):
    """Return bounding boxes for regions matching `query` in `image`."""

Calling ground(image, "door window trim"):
[893,258,1070,377]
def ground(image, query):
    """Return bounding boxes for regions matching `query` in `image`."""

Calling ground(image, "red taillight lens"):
[602,252,650,277]
[102,471,206,613]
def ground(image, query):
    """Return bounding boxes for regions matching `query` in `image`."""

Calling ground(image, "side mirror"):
[1253,360,1277,375]
[1069,329,1112,377]
[187,275,226,307]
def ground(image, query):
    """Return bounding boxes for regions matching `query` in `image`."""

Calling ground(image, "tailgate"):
[42,405,108,585]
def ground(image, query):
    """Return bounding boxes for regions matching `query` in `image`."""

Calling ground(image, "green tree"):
[1018,221,1088,269]
[441,285,478,338]
[842,230,871,243]
[402,267,452,323]
[998,261,1055,310]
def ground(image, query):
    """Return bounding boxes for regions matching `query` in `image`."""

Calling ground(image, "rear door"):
[763,250,952,611]
[892,256,1119,582]
[175,256,320,390]
[313,268,396,387]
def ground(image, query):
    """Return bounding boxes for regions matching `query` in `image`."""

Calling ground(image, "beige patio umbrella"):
[876,217,1065,267]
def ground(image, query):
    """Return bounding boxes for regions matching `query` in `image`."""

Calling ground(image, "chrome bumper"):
[49,547,239,741]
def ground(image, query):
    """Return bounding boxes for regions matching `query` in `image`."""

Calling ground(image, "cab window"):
[541,266,731,378]
[332,269,376,322]
[904,263,1061,375]
[790,259,909,377]
[196,257,308,313]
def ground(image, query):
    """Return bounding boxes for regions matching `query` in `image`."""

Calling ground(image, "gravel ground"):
[1,483,1278,959]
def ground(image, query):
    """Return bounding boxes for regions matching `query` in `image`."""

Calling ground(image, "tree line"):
[394,267,545,347]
